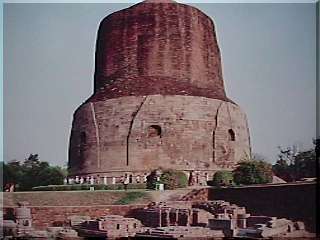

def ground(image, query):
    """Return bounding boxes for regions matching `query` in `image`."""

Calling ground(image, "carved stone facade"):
[68,0,251,182]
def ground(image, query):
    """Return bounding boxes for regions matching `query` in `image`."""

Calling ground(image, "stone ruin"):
[1,200,314,239]
[194,200,312,238]
[74,215,143,239]
[68,0,251,185]
[131,201,194,228]
[137,226,225,239]
[1,202,80,239]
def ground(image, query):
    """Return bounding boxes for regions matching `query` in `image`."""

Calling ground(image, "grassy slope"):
[2,190,152,207]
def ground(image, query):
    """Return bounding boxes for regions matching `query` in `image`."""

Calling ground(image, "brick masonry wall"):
[3,205,146,230]
[3,191,151,230]
[69,95,250,178]
[207,182,317,232]
[93,1,227,100]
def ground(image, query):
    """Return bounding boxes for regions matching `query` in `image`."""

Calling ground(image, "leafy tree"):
[2,154,66,191]
[233,160,273,185]
[272,158,293,182]
[277,146,298,165]
[211,170,233,187]
[160,170,188,190]
[146,170,159,190]
[146,169,188,190]
[3,160,23,187]
[291,150,316,180]
[273,141,317,181]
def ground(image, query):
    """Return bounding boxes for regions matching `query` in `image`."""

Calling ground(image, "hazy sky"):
[3,2,317,166]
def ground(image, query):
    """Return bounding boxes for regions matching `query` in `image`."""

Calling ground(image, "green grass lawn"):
[114,191,147,205]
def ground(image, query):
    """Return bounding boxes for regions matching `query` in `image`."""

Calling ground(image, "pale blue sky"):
[3,2,317,166]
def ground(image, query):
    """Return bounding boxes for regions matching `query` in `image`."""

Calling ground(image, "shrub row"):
[32,183,146,191]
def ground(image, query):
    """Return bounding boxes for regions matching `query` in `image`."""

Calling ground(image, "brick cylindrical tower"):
[93,0,227,101]
[68,0,251,185]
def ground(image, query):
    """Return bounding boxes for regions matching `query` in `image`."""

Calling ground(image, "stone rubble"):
[1,200,315,239]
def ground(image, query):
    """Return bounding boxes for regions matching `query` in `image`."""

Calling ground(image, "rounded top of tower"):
[88,0,232,103]
[143,0,176,3]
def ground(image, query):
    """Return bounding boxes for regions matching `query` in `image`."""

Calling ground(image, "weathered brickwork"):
[93,1,226,99]
[68,0,251,180]
[3,183,316,232]
[3,205,145,230]
[208,182,316,232]
[69,96,250,179]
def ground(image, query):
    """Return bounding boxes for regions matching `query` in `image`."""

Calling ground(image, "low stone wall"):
[2,190,152,229]
[208,182,316,232]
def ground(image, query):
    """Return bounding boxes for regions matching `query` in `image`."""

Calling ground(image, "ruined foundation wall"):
[3,205,145,230]
[208,182,316,232]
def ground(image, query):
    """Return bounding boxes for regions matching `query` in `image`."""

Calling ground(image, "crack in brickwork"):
[212,102,223,163]
[246,114,252,157]
[126,96,148,166]
[226,103,233,130]
[226,103,234,164]
[90,102,101,169]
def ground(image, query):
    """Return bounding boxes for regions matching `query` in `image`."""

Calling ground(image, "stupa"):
[68,0,251,185]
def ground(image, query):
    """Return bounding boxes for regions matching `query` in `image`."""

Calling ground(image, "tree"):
[233,160,273,185]
[272,158,293,182]
[160,170,188,190]
[2,154,66,191]
[146,170,159,190]
[2,160,23,191]
[211,171,233,187]
[273,142,317,182]
[291,150,316,180]
[277,146,298,166]
[146,169,188,190]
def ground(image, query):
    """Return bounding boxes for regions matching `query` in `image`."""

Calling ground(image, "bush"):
[233,160,273,185]
[209,171,233,187]
[146,170,159,190]
[146,169,188,190]
[160,170,188,190]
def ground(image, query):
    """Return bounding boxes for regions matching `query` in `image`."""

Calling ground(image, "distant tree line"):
[2,154,67,191]
[2,138,317,191]
[272,139,318,182]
